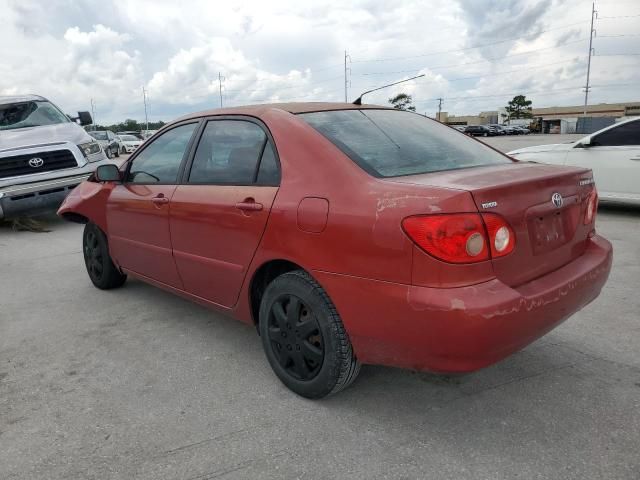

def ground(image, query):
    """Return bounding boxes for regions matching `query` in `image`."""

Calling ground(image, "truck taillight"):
[402,213,515,264]
[584,190,598,225]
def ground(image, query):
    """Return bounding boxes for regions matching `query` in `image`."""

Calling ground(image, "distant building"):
[442,101,640,134]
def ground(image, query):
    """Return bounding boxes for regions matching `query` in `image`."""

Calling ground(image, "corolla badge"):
[551,192,563,208]
[28,157,44,168]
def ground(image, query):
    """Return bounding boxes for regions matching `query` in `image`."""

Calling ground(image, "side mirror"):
[576,136,592,148]
[77,111,93,126]
[95,164,121,182]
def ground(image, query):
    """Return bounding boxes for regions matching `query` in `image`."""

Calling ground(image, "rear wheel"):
[83,223,126,289]
[121,146,127,154]
[259,270,360,398]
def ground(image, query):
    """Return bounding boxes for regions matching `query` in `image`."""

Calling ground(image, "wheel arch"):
[248,259,307,327]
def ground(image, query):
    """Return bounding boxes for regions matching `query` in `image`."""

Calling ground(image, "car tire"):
[483,132,488,137]
[105,148,112,159]
[259,270,360,399]
[114,147,119,157]
[83,223,127,290]
[121,146,127,154]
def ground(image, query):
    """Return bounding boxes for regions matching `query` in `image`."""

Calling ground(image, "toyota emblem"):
[551,192,563,208]
[28,157,44,168]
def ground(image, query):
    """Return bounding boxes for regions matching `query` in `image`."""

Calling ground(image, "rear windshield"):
[89,131,108,140]
[299,109,510,177]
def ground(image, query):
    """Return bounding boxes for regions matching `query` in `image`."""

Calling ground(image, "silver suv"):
[0,95,113,220]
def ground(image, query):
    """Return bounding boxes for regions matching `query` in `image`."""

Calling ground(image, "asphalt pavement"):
[1,135,639,479]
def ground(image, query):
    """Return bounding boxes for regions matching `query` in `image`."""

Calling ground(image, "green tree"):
[389,93,416,111]
[505,95,532,120]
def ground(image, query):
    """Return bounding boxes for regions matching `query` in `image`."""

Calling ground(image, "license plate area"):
[529,210,568,255]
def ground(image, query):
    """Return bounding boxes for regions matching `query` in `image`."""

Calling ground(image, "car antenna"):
[352,74,425,105]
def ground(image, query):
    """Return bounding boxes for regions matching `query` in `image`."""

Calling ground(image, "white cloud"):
[1,0,638,123]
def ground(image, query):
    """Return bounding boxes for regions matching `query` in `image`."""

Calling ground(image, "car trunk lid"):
[388,162,596,287]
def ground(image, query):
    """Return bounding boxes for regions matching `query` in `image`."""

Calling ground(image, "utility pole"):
[218,72,225,108]
[90,98,96,130]
[584,2,597,116]
[142,87,149,132]
[437,98,443,122]
[344,50,351,102]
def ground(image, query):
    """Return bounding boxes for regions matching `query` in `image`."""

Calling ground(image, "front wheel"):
[259,270,360,399]
[105,148,112,159]
[83,223,127,289]
[114,147,120,157]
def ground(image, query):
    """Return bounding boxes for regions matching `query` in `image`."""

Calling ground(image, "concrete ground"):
[1,137,639,479]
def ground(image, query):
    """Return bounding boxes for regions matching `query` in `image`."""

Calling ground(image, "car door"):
[169,118,280,307]
[107,122,200,287]
[565,120,640,200]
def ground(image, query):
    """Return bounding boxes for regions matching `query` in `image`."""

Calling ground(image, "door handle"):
[235,199,263,212]
[151,194,170,205]
[630,157,640,161]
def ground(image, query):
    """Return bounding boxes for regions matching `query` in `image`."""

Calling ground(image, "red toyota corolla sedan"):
[58,103,612,398]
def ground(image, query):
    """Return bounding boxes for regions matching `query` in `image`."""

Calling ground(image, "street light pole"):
[583,2,597,116]
[142,87,149,132]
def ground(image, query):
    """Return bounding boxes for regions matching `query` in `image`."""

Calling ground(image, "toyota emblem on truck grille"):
[551,192,563,208]
[28,157,44,168]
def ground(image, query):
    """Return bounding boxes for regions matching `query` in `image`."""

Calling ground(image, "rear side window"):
[300,109,510,177]
[592,120,640,147]
[189,120,267,184]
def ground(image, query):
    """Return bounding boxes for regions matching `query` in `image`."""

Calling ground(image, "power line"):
[351,21,589,63]
[358,38,587,76]
[598,14,640,19]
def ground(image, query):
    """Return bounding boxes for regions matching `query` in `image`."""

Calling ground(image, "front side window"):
[127,123,197,184]
[300,109,510,177]
[0,100,70,131]
[592,120,640,147]
[189,120,269,184]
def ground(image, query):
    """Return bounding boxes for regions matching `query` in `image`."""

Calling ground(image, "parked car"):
[0,94,112,220]
[509,116,640,204]
[117,134,144,154]
[119,130,145,141]
[487,124,507,135]
[464,125,493,137]
[502,125,519,135]
[140,129,158,139]
[513,126,530,135]
[59,103,612,398]
[88,130,119,158]
[452,125,466,132]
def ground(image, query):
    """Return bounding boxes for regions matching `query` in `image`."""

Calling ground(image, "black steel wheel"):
[267,294,324,381]
[259,270,360,398]
[83,223,126,289]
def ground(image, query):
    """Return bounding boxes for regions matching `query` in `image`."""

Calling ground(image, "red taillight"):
[402,214,489,264]
[584,190,598,225]
[402,213,515,264]
[482,213,515,258]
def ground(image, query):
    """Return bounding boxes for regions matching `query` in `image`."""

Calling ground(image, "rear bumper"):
[314,235,613,373]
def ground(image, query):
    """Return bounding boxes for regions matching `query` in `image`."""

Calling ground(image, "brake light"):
[482,213,516,258]
[402,214,489,263]
[584,190,598,225]
[403,213,516,263]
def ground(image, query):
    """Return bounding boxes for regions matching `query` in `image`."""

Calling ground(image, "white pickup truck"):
[0,95,114,220]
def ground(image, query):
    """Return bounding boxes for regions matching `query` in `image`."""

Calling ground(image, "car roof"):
[175,102,393,122]
[0,94,48,105]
